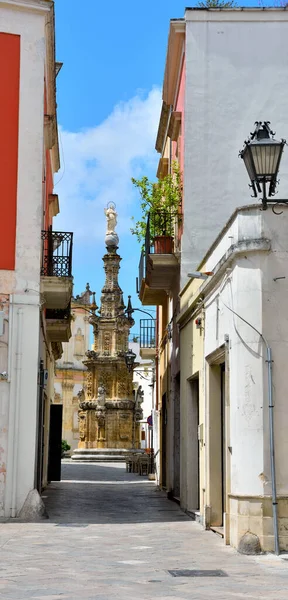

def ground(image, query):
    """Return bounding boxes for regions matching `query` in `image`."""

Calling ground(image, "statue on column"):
[104,203,119,248]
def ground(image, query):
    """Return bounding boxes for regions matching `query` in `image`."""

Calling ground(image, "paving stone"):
[0,462,287,599]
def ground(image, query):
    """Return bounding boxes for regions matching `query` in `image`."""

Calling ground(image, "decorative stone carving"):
[117,369,128,398]
[95,406,106,443]
[54,392,61,404]
[103,332,111,354]
[85,370,93,398]
[100,372,112,397]
[135,408,143,422]
[96,385,105,407]
[105,400,135,410]
[79,400,97,410]
[77,388,85,402]
[62,380,74,392]
[74,327,85,357]
[86,350,99,360]
[78,411,86,440]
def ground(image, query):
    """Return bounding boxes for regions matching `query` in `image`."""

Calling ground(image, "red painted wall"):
[45,149,53,229]
[172,55,185,175]
[0,33,20,270]
[44,80,54,230]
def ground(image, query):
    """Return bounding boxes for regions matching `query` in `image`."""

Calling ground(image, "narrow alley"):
[1,462,288,600]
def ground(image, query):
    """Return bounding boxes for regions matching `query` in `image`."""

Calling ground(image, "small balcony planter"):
[153,235,173,254]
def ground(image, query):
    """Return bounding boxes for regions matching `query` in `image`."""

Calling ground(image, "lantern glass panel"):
[242,146,256,182]
[125,349,136,371]
[250,141,282,178]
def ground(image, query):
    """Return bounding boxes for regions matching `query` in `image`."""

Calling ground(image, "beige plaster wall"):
[179,277,205,517]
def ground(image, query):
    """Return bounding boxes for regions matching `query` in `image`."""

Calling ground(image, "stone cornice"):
[105,400,135,410]
[185,7,288,22]
[155,102,170,154]
[45,2,60,173]
[178,237,271,329]
[163,20,185,107]
[0,0,52,12]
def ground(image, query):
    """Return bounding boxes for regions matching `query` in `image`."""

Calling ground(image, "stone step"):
[71,448,133,462]
[72,449,130,456]
[71,454,127,462]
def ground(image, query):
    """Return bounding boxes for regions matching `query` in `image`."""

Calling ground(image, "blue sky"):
[53,0,261,334]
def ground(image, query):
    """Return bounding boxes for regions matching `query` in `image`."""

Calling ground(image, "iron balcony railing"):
[137,251,145,292]
[128,332,140,343]
[46,304,71,321]
[140,319,156,349]
[41,230,73,277]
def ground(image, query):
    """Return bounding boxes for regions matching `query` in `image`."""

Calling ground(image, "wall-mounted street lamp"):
[124,348,137,372]
[240,121,286,210]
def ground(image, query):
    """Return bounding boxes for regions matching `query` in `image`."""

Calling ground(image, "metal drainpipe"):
[266,345,279,555]
[11,308,23,518]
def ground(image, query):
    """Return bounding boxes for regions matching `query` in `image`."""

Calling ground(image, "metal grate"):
[41,230,73,277]
[46,305,71,321]
[140,319,155,349]
[138,250,145,286]
[168,569,227,578]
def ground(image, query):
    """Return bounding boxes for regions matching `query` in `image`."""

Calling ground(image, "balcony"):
[40,230,73,310]
[140,319,156,360]
[137,211,180,305]
[45,305,72,343]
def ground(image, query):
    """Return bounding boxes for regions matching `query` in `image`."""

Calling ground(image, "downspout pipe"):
[11,308,23,518]
[266,345,279,555]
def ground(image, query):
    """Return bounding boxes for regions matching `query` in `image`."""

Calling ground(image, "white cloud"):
[54,87,162,244]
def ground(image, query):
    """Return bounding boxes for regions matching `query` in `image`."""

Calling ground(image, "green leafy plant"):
[131,162,182,245]
[61,440,71,457]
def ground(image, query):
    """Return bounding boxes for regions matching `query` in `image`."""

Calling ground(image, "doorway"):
[173,374,180,499]
[161,393,167,488]
[35,360,45,493]
[188,376,200,511]
[207,356,227,529]
[48,404,63,482]
[221,363,226,518]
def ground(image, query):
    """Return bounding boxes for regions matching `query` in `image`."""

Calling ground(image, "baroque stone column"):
[76,204,137,454]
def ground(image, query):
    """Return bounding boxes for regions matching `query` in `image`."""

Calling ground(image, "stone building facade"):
[54,285,92,451]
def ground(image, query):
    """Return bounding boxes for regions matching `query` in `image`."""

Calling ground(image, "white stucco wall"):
[0,1,49,516]
[203,206,288,499]
[182,9,288,283]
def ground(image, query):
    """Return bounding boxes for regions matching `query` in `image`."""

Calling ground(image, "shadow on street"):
[42,461,190,526]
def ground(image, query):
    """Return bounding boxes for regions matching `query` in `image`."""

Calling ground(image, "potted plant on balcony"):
[131,162,182,253]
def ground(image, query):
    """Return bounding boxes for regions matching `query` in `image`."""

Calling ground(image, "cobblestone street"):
[0,462,288,599]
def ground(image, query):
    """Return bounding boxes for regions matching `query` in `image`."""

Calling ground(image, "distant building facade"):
[54,286,92,451]
[130,341,154,450]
